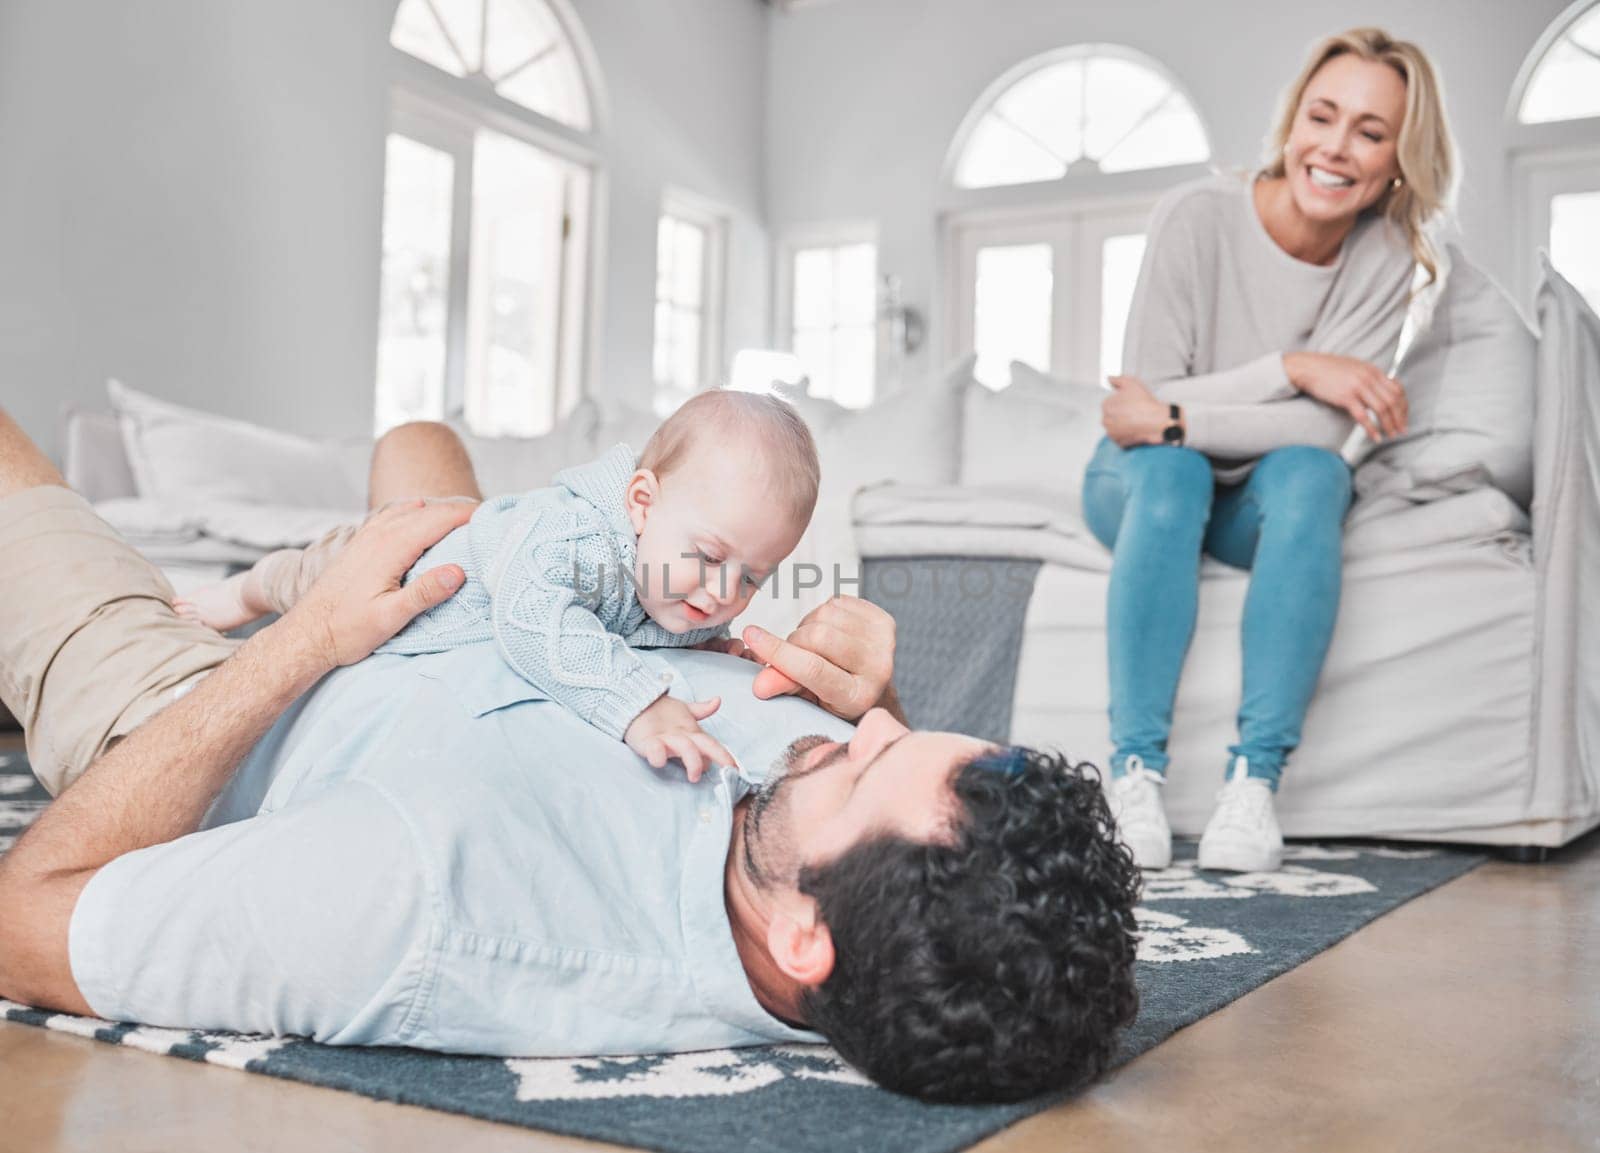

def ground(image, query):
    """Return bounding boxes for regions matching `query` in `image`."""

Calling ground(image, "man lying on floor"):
[0,413,1140,1105]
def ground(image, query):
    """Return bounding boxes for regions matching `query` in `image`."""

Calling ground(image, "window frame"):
[943,43,1212,194]
[653,188,730,404]
[379,1,607,436]
[775,221,881,407]
[942,195,1157,386]
[1507,1,1600,308]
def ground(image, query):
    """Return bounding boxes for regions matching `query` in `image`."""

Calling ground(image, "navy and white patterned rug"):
[0,748,1482,1153]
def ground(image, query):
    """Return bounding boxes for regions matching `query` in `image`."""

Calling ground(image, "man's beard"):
[742,734,836,890]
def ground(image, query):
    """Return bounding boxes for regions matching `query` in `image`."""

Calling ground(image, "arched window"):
[1515,1,1600,124]
[1510,2,1600,311]
[951,46,1210,190]
[944,47,1208,387]
[376,0,601,437]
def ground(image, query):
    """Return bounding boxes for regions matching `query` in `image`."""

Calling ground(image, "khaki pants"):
[0,486,239,795]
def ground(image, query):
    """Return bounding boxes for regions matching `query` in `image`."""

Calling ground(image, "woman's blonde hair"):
[1261,27,1457,285]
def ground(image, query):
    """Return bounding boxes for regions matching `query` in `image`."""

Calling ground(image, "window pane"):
[973,244,1053,389]
[465,129,569,437]
[793,329,835,400]
[1521,9,1600,124]
[1101,95,1210,173]
[954,115,1066,189]
[832,324,876,410]
[656,217,676,302]
[1551,190,1600,314]
[1083,57,1171,161]
[671,219,706,309]
[954,51,1209,186]
[653,300,676,390]
[994,60,1084,165]
[1100,233,1147,381]
[1575,6,1600,54]
[671,310,702,394]
[390,0,468,76]
[793,249,835,329]
[429,0,485,74]
[484,0,550,82]
[495,42,591,130]
[375,134,455,435]
[834,243,877,325]
[1520,37,1600,124]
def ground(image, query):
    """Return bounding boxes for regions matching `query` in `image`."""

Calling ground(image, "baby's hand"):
[624,695,737,783]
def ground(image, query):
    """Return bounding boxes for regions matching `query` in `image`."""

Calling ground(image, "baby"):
[177,390,820,779]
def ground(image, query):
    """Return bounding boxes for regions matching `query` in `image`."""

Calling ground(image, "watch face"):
[1163,425,1182,444]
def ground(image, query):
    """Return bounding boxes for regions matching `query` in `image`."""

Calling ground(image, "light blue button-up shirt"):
[67,646,855,1056]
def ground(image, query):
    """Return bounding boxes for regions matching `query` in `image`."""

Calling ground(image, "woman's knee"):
[1123,446,1214,529]
[1255,447,1352,525]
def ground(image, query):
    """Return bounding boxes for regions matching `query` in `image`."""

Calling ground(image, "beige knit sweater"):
[1121,172,1415,482]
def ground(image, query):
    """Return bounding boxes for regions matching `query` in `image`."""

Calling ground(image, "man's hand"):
[1101,375,1174,447]
[280,498,475,671]
[624,695,737,783]
[740,596,897,722]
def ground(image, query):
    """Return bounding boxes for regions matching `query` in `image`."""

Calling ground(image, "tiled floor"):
[3,726,1596,1151]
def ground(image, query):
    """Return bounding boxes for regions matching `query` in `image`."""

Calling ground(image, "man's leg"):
[0,408,66,495]
[0,410,238,794]
[174,422,485,630]
[367,421,484,509]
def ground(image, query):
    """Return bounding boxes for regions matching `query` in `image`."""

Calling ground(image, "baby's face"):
[626,452,807,634]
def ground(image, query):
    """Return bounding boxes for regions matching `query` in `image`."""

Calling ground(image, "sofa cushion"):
[790,354,969,493]
[960,362,1108,508]
[452,399,603,496]
[63,405,138,503]
[1359,246,1537,508]
[109,379,370,511]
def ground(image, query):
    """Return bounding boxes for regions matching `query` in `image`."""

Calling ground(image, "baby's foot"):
[173,572,260,633]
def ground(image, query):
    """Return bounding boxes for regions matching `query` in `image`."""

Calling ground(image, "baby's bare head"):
[638,390,820,529]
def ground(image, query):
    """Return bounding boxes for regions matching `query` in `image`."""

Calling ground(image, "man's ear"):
[624,469,659,536]
[765,905,835,989]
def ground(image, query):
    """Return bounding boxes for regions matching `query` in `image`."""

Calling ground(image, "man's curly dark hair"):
[797,746,1141,1104]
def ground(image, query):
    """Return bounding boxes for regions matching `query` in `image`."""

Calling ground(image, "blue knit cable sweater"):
[379,444,727,737]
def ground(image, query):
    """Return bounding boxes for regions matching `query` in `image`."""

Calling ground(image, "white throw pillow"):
[590,399,664,458]
[1361,247,1537,508]
[960,362,1108,507]
[109,379,370,511]
[735,357,971,637]
[454,399,605,496]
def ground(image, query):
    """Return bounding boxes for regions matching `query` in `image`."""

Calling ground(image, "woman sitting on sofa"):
[1082,27,1457,872]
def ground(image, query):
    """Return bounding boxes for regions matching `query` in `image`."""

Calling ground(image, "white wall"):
[0,0,771,460]
[573,0,771,409]
[765,0,1576,386]
[0,0,393,459]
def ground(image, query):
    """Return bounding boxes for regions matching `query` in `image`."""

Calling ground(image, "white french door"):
[946,198,1154,388]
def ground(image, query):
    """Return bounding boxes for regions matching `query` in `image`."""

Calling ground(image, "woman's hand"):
[1282,352,1408,440]
[279,498,475,672]
[1102,376,1176,447]
[738,596,897,722]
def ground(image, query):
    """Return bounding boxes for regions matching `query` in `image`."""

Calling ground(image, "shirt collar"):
[676,765,823,1046]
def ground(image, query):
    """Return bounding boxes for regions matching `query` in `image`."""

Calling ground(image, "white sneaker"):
[1198,757,1284,872]
[1108,756,1172,870]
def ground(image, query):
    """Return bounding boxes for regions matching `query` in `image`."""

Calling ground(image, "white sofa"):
[855,252,1600,852]
[62,252,1600,851]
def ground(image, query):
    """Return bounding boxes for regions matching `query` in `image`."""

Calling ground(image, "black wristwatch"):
[1161,404,1185,445]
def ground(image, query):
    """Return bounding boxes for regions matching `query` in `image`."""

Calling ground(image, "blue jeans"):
[1082,439,1352,791]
